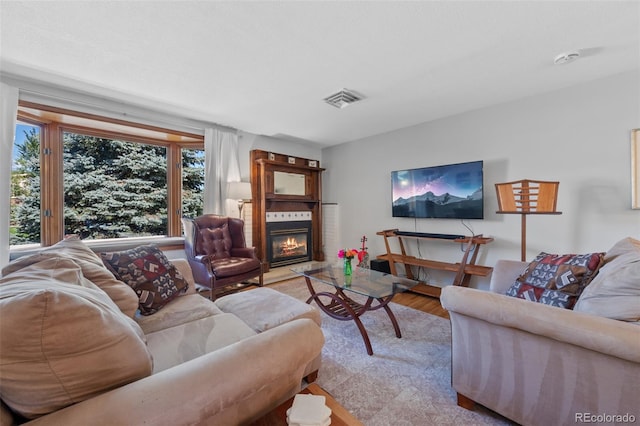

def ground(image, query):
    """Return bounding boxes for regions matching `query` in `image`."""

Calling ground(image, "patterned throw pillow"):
[506,252,604,309]
[100,245,189,315]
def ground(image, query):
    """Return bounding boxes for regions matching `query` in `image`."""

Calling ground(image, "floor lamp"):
[227,181,252,220]
[495,179,562,261]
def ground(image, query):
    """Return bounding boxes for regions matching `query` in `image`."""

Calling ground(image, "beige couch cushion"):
[136,293,225,334]
[1,237,139,318]
[145,313,257,373]
[574,237,640,322]
[214,287,322,332]
[0,258,153,419]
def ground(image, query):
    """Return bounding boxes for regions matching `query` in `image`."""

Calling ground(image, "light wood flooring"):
[393,290,449,320]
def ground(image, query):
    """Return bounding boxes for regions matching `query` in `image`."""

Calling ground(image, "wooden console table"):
[376,229,494,298]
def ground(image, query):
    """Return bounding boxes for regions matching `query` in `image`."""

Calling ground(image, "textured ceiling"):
[1,1,639,147]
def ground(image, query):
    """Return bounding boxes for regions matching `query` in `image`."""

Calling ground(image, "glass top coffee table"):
[290,262,419,355]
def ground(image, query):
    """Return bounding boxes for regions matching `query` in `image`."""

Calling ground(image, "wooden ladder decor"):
[495,179,562,261]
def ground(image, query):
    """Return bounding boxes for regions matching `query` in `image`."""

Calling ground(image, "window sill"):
[9,236,185,261]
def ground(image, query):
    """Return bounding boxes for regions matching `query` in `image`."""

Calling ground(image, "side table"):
[251,383,363,426]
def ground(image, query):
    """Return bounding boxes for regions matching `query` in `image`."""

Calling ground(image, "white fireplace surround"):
[265,211,312,223]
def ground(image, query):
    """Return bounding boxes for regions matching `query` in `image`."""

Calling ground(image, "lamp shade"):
[227,181,252,200]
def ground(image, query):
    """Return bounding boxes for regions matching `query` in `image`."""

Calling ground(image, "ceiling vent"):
[323,89,363,109]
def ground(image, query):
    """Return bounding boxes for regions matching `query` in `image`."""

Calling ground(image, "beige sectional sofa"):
[441,237,640,426]
[0,239,324,425]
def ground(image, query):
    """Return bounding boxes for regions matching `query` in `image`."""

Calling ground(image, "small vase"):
[344,258,353,276]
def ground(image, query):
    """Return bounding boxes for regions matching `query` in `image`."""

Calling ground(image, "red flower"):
[338,249,359,259]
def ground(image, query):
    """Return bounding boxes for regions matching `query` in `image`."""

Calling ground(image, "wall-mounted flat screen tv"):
[391,160,484,219]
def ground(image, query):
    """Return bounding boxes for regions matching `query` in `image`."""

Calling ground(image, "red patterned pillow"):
[506,252,604,309]
[100,245,189,315]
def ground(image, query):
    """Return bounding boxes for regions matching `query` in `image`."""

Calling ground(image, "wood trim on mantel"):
[250,150,325,272]
[256,158,326,172]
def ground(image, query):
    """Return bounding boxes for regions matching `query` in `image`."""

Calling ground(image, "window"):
[11,102,204,249]
[63,132,168,240]
[181,147,205,219]
[11,122,41,246]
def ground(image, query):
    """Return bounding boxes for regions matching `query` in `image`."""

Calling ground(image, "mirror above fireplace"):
[274,171,305,195]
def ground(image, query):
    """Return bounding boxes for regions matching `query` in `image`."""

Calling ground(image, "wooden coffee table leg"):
[304,277,376,355]
[325,292,375,356]
[352,310,374,356]
[369,295,403,338]
[382,301,402,338]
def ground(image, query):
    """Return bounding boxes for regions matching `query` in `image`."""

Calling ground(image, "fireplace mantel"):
[250,150,325,272]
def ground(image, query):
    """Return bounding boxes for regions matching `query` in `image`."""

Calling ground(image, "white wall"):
[322,71,640,289]
[237,132,323,180]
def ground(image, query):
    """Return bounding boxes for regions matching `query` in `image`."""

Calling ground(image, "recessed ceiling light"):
[553,51,580,65]
[323,89,363,109]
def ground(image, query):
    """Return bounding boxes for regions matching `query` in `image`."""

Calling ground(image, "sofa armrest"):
[489,259,527,294]
[193,254,212,266]
[170,258,197,295]
[24,318,324,426]
[441,285,640,363]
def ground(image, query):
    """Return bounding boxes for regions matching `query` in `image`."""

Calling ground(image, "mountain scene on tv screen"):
[392,161,484,219]
[393,188,483,218]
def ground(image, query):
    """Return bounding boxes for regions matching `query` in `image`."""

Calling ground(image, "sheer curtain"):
[1,83,19,268]
[203,127,241,215]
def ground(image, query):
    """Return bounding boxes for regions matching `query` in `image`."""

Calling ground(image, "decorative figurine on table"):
[338,235,370,277]
[357,235,370,269]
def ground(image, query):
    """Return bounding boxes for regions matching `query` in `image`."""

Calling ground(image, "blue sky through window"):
[13,123,38,169]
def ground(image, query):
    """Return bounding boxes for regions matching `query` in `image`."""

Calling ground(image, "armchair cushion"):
[231,247,256,258]
[506,251,604,309]
[200,224,232,259]
[211,257,261,278]
[101,245,189,315]
[0,258,152,419]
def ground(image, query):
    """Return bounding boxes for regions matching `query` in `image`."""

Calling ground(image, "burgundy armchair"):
[182,215,263,300]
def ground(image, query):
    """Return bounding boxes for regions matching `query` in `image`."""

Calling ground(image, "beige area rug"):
[269,278,517,426]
